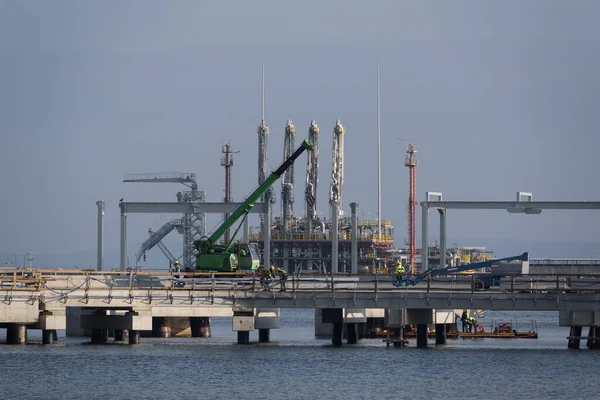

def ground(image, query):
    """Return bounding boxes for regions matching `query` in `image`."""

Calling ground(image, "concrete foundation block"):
[255,308,280,330]
[344,309,367,324]
[37,311,66,331]
[81,310,152,331]
[434,310,455,324]
[559,310,600,327]
[0,302,39,324]
[406,309,433,325]
[232,316,255,331]
[386,309,405,328]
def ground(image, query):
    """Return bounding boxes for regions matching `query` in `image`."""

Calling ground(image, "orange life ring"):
[475,324,485,333]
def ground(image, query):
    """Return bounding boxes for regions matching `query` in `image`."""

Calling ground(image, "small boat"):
[458,320,538,339]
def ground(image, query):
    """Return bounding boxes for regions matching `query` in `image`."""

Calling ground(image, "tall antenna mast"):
[377,61,382,237]
[261,61,265,121]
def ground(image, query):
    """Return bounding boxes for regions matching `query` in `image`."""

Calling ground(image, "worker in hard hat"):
[172,260,181,273]
[265,265,275,282]
[276,267,288,291]
[395,260,406,284]
[261,265,275,291]
[460,310,469,332]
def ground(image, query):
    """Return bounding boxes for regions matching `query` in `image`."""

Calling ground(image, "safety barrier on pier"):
[2,269,600,313]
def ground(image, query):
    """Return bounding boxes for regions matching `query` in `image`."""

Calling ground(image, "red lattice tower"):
[404,144,418,274]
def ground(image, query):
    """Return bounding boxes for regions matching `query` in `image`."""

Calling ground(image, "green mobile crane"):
[194,139,313,272]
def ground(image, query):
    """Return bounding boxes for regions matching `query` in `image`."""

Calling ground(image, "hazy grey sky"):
[1,0,599,259]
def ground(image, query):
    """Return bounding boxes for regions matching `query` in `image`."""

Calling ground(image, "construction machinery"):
[395,252,529,287]
[194,139,313,272]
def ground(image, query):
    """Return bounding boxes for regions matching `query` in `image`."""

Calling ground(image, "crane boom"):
[208,139,312,244]
[401,252,529,286]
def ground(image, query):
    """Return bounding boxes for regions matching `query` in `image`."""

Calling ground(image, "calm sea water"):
[1,309,598,400]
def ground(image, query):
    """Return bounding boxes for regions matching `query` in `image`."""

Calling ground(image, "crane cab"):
[233,242,261,271]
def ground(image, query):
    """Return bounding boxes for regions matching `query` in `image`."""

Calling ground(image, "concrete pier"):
[42,329,56,345]
[587,326,600,350]
[114,329,125,341]
[6,324,27,344]
[233,310,254,344]
[129,330,140,345]
[332,322,343,346]
[91,329,108,344]
[258,329,270,343]
[237,331,250,345]
[568,326,582,349]
[347,323,358,344]
[416,324,428,348]
[255,308,279,343]
[152,317,171,338]
[190,317,211,338]
[435,324,447,345]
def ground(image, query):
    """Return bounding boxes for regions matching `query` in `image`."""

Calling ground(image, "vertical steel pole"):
[264,204,271,270]
[96,201,105,272]
[350,202,358,275]
[439,208,446,269]
[332,203,339,274]
[120,203,127,271]
[421,204,428,272]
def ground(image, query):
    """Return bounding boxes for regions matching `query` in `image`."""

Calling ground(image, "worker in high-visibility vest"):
[461,310,469,332]
[276,267,288,292]
[395,260,406,283]
[467,316,476,332]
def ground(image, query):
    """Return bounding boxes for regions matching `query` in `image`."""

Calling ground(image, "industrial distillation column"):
[404,144,418,274]
[281,120,296,272]
[330,120,345,273]
[257,62,274,259]
[305,120,320,271]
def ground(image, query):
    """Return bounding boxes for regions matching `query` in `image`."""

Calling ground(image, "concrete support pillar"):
[114,329,125,341]
[42,329,55,345]
[53,330,59,342]
[237,331,250,345]
[393,328,405,348]
[587,326,600,350]
[350,202,358,275]
[435,324,447,345]
[152,317,171,338]
[332,203,339,273]
[129,330,140,345]
[259,329,270,343]
[568,326,582,349]
[438,208,446,268]
[7,324,27,344]
[347,323,358,344]
[190,317,211,338]
[91,329,108,345]
[332,322,343,346]
[416,324,428,348]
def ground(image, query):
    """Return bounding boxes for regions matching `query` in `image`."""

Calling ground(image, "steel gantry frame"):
[119,202,269,271]
[420,191,600,272]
